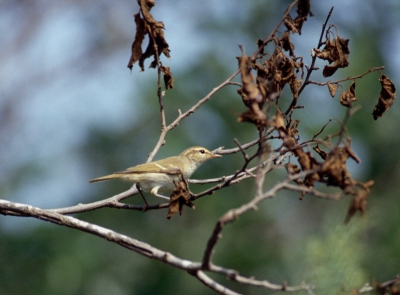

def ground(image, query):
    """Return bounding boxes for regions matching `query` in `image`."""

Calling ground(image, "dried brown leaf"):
[167,180,194,219]
[315,35,350,77]
[344,191,367,224]
[327,83,338,97]
[272,110,285,130]
[127,13,146,70]
[280,31,295,56]
[139,0,164,29]
[237,50,268,129]
[160,65,174,89]
[344,181,373,224]
[339,81,357,107]
[372,74,396,120]
[237,103,267,129]
[285,162,301,175]
[288,119,300,138]
[236,88,249,107]
[321,148,348,187]
[153,27,171,59]
[322,36,350,77]
[313,146,328,160]
[257,38,265,55]
[239,53,263,105]
[284,15,299,34]
[293,0,313,34]
[289,75,301,100]
[139,38,155,71]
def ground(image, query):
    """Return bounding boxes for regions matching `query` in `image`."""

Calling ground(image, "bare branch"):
[192,270,242,295]
[0,199,313,294]
[251,0,299,60]
[307,66,385,87]
[358,274,400,294]
[284,6,334,115]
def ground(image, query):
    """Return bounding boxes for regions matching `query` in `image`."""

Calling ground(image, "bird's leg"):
[136,184,149,209]
[150,186,171,200]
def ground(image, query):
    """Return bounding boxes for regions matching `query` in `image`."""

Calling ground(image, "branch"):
[358,274,400,294]
[167,69,240,131]
[201,166,344,271]
[306,66,385,86]
[251,0,299,60]
[201,179,287,269]
[192,270,242,295]
[0,199,313,294]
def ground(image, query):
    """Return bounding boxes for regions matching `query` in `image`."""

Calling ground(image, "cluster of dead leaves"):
[127,0,174,89]
[327,74,396,119]
[236,1,314,129]
[273,110,373,222]
[237,38,303,128]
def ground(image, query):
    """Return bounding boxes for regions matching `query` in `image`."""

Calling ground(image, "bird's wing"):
[115,157,183,175]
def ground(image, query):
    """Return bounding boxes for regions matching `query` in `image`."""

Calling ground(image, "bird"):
[89,146,222,200]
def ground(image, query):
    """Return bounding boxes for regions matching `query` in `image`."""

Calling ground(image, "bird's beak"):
[211,147,223,158]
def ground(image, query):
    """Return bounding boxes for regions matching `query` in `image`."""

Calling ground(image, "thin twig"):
[146,20,167,162]
[284,6,334,115]
[251,0,299,61]
[312,118,332,140]
[307,66,385,87]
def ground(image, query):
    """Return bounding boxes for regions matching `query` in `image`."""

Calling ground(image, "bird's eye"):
[200,149,205,154]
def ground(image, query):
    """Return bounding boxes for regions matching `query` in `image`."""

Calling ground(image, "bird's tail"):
[89,174,119,183]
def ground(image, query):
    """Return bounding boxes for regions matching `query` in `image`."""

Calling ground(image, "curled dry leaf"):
[284,0,313,35]
[314,32,350,77]
[372,74,396,120]
[339,81,357,107]
[237,104,267,130]
[257,38,265,55]
[139,0,163,28]
[237,52,268,129]
[344,180,374,224]
[327,82,338,97]
[280,31,295,57]
[160,65,174,89]
[167,179,194,219]
[284,15,298,34]
[127,13,146,70]
[313,145,328,160]
[272,109,285,130]
[239,54,263,105]
[288,119,300,138]
[285,163,307,199]
[321,147,353,188]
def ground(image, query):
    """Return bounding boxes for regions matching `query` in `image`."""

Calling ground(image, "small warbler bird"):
[89,146,221,200]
